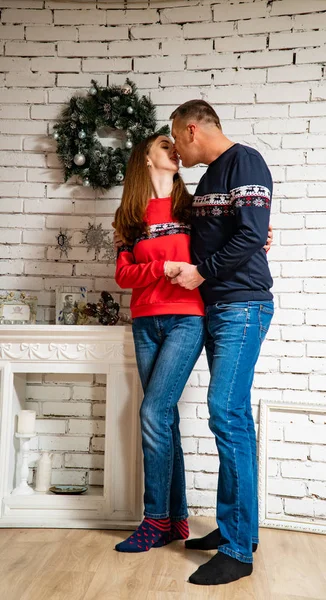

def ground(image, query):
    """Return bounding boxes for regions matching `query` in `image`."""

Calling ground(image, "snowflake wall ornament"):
[102,238,116,264]
[80,223,117,264]
[80,222,109,258]
[55,229,73,258]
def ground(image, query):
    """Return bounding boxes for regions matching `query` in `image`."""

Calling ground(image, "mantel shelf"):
[0,324,133,343]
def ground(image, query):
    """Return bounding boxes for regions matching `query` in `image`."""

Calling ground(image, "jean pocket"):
[260,303,274,316]
[259,306,273,339]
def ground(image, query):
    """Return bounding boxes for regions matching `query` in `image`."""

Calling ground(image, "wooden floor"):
[0,518,325,600]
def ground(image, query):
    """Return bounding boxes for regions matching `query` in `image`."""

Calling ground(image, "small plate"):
[49,485,88,495]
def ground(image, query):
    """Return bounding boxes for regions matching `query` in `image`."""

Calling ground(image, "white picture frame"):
[0,292,37,325]
[55,286,87,325]
[258,397,326,535]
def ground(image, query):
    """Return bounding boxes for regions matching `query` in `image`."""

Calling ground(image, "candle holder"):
[12,433,36,496]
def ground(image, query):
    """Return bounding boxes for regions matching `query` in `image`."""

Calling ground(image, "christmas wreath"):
[53,79,169,190]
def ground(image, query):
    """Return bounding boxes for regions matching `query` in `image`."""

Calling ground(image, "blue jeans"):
[205,301,274,563]
[132,315,206,520]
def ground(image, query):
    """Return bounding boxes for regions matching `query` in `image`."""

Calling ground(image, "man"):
[170,100,274,586]
[62,294,76,325]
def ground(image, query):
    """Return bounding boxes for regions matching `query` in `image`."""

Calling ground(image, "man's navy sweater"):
[191,143,273,305]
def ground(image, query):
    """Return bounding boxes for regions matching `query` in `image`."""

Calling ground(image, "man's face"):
[171,118,198,168]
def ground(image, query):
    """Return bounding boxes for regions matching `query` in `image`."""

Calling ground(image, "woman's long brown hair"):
[113,133,192,245]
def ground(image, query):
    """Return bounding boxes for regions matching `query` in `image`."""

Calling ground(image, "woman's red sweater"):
[115,197,205,319]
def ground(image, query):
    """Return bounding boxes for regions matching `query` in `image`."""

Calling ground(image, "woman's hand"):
[164,261,186,279]
[264,224,273,253]
[114,230,124,251]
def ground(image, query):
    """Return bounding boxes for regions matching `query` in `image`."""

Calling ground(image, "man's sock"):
[189,552,253,586]
[153,518,189,548]
[185,528,258,553]
[115,517,170,553]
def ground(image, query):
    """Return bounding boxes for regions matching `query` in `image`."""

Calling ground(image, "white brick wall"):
[26,373,106,488]
[1,0,326,518]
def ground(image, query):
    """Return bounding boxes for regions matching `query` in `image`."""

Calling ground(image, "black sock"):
[185,528,258,553]
[189,552,253,586]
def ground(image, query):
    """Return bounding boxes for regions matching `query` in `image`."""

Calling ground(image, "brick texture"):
[1,0,326,518]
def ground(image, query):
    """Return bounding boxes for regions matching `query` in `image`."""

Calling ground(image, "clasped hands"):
[113,223,274,291]
[165,261,205,290]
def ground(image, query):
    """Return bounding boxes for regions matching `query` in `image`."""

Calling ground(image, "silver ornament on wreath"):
[127,106,134,114]
[74,153,86,166]
[121,83,132,95]
[78,130,86,140]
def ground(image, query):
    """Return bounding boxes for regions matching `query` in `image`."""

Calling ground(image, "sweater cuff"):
[197,262,211,280]
[153,260,165,278]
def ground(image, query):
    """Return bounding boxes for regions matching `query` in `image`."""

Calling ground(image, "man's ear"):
[187,124,196,138]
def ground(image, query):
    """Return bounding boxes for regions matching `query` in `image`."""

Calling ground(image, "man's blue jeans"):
[205,301,274,563]
[132,315,206,520]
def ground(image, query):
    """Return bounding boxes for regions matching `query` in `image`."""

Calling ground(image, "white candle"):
[17,410,36,435]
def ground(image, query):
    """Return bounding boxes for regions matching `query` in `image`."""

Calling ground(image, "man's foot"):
[153,518,189,547]
[115,517,170,552]
[189,552,253,585]
[185,528,258,552]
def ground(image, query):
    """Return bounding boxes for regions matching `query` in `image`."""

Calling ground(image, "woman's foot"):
[185,528,258,552]
[171,518,190,540]
[115,517,170,553]
[154,518,189,547]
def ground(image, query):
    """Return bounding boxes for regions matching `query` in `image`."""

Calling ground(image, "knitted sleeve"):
[115,245,165,289]
[196,150,272,280]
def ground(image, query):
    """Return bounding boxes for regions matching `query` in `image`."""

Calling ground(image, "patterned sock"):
[153,518,189,548]
[171,518,189,540]
[115,517,171,553]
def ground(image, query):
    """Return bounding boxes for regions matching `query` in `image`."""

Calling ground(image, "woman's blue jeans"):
[132,315,206,520]
[205,301,274,564]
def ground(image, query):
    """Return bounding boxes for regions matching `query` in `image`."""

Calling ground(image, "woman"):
[113,133,206,552]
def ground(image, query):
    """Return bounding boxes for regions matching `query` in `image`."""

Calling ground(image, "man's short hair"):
[170,100,221,130]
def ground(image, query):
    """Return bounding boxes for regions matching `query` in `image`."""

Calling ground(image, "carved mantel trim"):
[0,325,135,362]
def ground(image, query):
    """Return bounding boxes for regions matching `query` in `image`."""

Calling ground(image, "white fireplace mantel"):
[0,324,136,363]
[0,325,143,529]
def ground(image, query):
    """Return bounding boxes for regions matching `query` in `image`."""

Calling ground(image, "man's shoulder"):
[234,144,265,163]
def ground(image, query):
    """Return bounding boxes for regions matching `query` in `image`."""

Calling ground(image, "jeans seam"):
[225,306,250,547]
[218,546,253,564]
[171,416,188,519]
[144,511,170,519]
